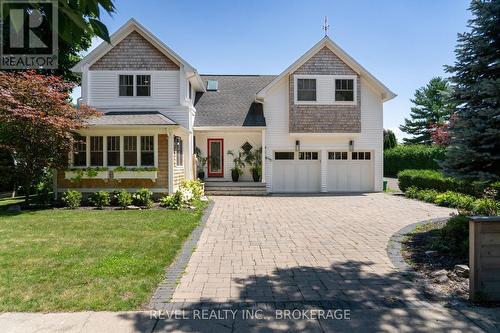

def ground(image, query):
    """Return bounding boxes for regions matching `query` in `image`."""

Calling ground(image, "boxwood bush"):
[384,145,445,178]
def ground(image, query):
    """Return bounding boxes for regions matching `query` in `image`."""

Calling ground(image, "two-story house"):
[54,18,395,196]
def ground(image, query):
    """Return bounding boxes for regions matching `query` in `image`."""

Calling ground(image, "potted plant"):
[247,147,262,182]
[227,150,245,182]
[195,147,207,179]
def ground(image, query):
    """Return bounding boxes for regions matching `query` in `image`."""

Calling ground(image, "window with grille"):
[90,136,103,166]
[119,75,134,96]
[298,152,319,160]
[141,136,154,166]
[335,79,354,101]
[297,78,316,101]
[124,136,137,166]
[352,152,371,160]
[136,75,151,96]
[73,136,86,166]
[328,152,348,160]
[107,136,120,166]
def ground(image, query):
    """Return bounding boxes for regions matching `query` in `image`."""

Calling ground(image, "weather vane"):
[323,16,330,36]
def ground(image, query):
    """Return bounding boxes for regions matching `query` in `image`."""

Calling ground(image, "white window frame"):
[117,73,152,98]
[294,74,357,106]
[298,151,319,160]
[328,151,349,160]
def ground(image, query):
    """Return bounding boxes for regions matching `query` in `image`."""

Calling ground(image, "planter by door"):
[207,139,224,177]
[252,169,261,182]
[231,169,240,182]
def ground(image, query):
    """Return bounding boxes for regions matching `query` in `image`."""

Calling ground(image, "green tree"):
[1,0,116,83]
[399,77,455,145]
[443,0,500,180]
[383,129,398,150]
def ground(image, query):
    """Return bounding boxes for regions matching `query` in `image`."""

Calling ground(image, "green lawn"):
[0,203,206,311]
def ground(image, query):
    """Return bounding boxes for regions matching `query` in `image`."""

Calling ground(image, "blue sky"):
[73,0,472,141]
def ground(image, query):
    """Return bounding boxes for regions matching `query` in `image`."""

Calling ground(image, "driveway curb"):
[149,200,215,309]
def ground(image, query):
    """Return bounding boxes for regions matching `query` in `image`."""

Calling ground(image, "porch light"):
[349,140,354,152]
[295,140,300,152]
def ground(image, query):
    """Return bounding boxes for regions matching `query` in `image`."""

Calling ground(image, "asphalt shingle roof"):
[194,75,276,127]
[87,112,177,126]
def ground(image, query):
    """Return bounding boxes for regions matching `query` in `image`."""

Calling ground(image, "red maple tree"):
[0,71,99,205]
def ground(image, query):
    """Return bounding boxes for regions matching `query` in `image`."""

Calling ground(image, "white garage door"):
[327,151,374,192]
[272,153,320,193]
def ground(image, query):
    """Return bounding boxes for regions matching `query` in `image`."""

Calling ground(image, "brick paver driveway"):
[171,193,454,303]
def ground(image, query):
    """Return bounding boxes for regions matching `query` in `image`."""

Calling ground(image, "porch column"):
[168,131,174,194]
[320,149,327,192]
[261,129,266,183]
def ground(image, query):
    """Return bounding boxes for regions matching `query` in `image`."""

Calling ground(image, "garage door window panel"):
[328,152,348,160]
[299,152,318,160]
[275,152,295,160]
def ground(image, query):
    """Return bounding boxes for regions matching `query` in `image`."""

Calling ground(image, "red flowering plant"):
[429,114,457,147]
[0,71,100,205]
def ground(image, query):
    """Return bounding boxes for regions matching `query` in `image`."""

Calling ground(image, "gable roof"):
[71,18,204,90]
[194,75,275,127]
[256,36,396,102]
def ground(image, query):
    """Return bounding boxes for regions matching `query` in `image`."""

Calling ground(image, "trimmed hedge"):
[384,145,445,178]
[397,169,499,199]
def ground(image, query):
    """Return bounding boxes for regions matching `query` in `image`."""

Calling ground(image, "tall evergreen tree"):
[400,77,455,145]
[383,129,398,150]
[443,0,500,180]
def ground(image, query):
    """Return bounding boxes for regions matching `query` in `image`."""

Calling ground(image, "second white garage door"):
[327,151,374,192]
[272,160,321,193]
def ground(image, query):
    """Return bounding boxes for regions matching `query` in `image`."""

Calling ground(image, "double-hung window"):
[119,75,134,96]
[124,136,137,166]
[335,79,354,102]
[90,136,103,166]
[141,136,154,166]
[136,75,151,96]
[297,78,316,101]
[73,136,87,166]
[107,136,120,166]
[174,136,183,166]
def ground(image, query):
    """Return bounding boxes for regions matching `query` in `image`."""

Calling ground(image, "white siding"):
[88,70,180,108]
[264,76,384,192]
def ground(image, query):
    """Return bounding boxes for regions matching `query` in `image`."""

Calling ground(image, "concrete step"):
[206,190,268,196]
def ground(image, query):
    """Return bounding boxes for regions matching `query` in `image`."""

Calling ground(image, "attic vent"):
[207,80,218,91]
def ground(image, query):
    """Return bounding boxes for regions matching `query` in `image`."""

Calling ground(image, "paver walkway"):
[171,193,454,303]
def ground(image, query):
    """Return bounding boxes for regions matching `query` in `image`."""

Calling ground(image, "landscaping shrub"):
[132,188,153,208]
[62,190,82,209]
[472,198,500,216]
[160,191,183,210]
[404,186,419,199]
[416,189,438,203]
[160,180,204,210]
[384,145,445,178]
[180,179,204,199]
[435,214,469,258]
[434,191,475,211]
[115,190,132,208]
[90,191,110,208]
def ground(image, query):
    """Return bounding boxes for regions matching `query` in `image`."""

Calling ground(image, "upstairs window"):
[297,78,316,101]
[90,136,103,166]
[73,136,87,166]
[174,136,183,166]
[124,136,137,166]
[207,80,218,91]
[335,79,354,102]
[107,136,120,166]
[119,75,134,96]
[299,152,319,160]
[141,136,154,166]
[136,75,151,96]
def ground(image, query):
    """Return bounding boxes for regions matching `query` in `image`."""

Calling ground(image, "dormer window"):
[335,79,354,102]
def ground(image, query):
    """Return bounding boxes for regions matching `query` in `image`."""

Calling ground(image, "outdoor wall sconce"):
[349,140,354,152]
[295,140,300,152]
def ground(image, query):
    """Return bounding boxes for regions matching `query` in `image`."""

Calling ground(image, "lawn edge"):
[148,200,215,309]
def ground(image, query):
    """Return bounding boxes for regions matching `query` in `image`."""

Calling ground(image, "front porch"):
[204,181,267,196]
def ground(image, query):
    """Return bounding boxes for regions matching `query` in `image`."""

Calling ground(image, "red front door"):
[207,138,224,177]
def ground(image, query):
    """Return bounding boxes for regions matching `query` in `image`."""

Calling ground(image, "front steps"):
[204,181,268,196]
